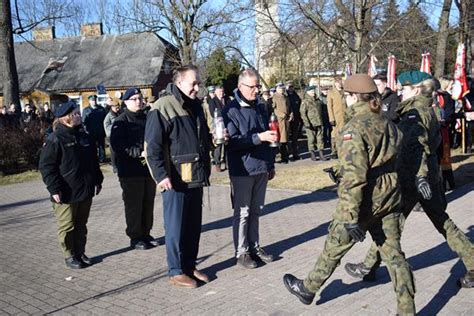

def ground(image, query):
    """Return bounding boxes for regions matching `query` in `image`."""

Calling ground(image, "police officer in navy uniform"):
[111,88,158,250]
[39,101,103,269]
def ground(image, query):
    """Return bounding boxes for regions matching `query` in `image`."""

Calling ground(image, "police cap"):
[54,101,77,118]
[122,87,141,100]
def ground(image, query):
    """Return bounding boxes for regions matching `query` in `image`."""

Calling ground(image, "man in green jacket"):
[301,85,328,161]
[345,71,474,289]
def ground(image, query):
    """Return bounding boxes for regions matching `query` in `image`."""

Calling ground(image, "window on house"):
[97,94,109,108]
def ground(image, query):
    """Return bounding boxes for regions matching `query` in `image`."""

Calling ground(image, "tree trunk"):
[434,0,452,78]
[0,0,20,110]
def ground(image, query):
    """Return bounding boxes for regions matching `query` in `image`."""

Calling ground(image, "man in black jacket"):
[208,85,230,172]
[111,88,157,250]
[145,65,211,289]
[82,95,107,162]
[39,101,103,269]
[373,73,400,122]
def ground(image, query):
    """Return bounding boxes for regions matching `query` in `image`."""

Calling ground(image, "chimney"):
[80,23,103,37]
[32,26,56,41]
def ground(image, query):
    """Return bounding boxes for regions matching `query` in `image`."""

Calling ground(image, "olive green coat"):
[301,94,323,127]
[333,101,402,224]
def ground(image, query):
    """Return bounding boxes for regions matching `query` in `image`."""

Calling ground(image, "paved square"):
[0,171,473,315]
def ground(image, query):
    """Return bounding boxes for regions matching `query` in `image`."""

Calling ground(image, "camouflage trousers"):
[306,126,324,151]
[304,213,416,315]
[363,181,474,271]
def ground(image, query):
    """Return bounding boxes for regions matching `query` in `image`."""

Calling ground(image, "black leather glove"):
[125,146,141,158]
[415,177,432,200]
[344,223,366,242]
[323,167,340,184]
[330,121,336,127]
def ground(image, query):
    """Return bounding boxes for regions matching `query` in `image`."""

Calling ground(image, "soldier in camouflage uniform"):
[283,74,416,315]
[345,71,474,289]
[300,85,328,161]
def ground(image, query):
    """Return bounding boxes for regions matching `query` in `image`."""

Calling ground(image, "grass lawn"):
[2,150,474,191]
[211,149,474,192]
[0,165,111,186]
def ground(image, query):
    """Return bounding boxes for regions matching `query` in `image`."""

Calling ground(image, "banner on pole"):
[452,43,470,101]
[387,55,397,91]
[420,52,431,74]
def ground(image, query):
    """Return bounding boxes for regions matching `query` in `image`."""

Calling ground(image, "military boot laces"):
[283,274,315,305]
[459,270,474,288]
[344,262,372,279]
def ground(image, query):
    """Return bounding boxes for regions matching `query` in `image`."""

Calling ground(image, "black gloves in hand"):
[323,167,340,184]
[125,146,142,158]
[415,177,432,200]
[344,223,366,242]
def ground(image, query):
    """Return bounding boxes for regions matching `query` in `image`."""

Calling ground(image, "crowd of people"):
[25,64,474,314]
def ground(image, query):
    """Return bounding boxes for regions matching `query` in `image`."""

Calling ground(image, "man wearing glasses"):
[223,68,277,269]
[111,88,157,251]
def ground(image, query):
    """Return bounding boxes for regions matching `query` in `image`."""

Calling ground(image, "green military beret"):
[305,85,316,92]
[397,71,432,86]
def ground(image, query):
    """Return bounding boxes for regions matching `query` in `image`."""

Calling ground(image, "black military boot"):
[283,274,315,305]
[310,150,318,161]
[78,254,92,266]
[459,270,474,288]
[344,262,377,281]
[319,150,329,161]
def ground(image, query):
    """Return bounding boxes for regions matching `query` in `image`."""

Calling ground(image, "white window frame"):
[68,95,83,113]
[96,94,109,108]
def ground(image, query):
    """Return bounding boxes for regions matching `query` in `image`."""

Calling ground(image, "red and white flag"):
[452,43,470,102]
[386,55,397,91]
[420,52,431,74]
[368,55,378,77]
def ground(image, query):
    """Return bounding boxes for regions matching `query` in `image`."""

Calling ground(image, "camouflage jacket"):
[301,94,323,127]
[334,101,402,224]
[396,95,441,185]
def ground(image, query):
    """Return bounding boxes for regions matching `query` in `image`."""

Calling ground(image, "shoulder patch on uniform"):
[343,133,352,141]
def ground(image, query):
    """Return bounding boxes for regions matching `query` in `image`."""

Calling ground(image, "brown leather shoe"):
[192,269,209,283]
[169,274,197,288]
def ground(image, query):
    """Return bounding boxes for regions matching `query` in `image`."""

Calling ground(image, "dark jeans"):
[162,187,203,276]
[119,176,156,241]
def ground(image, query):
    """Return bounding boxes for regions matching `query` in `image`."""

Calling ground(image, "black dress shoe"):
[65,257,85,269]
[79,254,92,266]
[131,240,151,250]
[143,235,164,246]
[237,254,257,269]
[251,247,274,263]
[283,274,315,305]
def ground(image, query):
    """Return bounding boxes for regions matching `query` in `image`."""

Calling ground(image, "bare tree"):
[434,0,453,77]
[1,0,20,108]
[120,0,245,65]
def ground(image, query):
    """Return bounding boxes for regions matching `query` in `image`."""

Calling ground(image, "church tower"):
[255,0,279,86]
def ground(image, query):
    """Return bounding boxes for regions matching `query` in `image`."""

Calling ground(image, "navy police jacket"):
[39,123,103,203]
